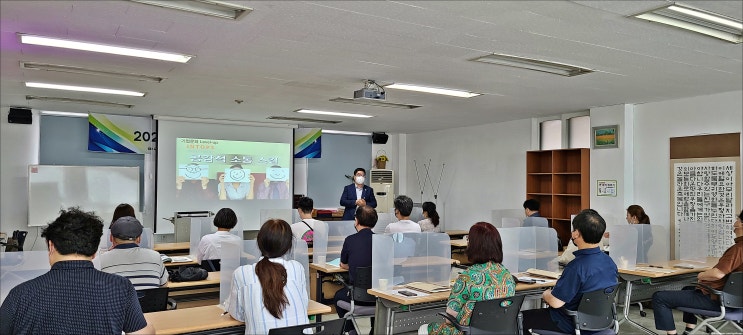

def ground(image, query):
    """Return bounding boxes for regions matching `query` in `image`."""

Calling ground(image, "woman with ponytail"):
[226,219,309,334]
[418,202,441,232]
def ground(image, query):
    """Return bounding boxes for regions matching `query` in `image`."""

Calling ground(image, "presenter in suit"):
[340,168,377,220]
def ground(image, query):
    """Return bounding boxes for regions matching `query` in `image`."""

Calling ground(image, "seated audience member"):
[523,199,541,217]
[256,165,291,199]
[196,208,242,265]
[385,195,422,233]
[335,205,378,334]
[651,210,743,335]
[226,219,309,335]
[218,164,256,200]
[522,209,618,335]
[100,216,168,290]
[111,203,136,227]
[418,201,441,233]
[419,221,516,335]
[626,204,653,263]
[557,234,608,264]
[291,196,321,245]
[0,207,153,334]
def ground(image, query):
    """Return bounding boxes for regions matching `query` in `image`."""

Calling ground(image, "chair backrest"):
[268,318,345,335]
[468,294,525,335]
[573,284,619,332]
[721,272,743,309]
[137,287,170,313]
[352,266,376,303]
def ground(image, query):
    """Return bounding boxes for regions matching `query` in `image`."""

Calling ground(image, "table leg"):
[622,280,658,335]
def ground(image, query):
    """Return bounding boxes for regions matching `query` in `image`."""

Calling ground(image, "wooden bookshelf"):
[526,149,590,246]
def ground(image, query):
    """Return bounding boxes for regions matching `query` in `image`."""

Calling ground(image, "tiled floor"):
[320,304,735,335]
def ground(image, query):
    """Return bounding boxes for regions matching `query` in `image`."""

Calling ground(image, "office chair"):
[268,318,345,335]
[336,266,376,334]
[531,284,620,335]
[437,294,526,335]
[137,287,177,313]
[677,272,743,335]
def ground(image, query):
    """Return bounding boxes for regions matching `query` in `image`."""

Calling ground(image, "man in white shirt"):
[100,216,168,290]
[196,208,242,264]
[385,195,422,233]
[291,196,322,245]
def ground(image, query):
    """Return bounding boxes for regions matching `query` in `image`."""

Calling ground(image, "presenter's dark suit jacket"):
[340,184,377,220]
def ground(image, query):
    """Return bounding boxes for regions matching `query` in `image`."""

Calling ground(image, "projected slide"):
[176,138,291,200]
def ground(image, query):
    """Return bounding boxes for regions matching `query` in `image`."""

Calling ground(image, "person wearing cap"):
[100,216,168,290]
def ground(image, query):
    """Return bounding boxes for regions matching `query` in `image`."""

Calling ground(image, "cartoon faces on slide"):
[179,163,209,180]
[266,167,290,181]
[223,165,251,183]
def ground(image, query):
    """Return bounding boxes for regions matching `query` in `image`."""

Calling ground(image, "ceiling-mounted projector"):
[353,80,385,100]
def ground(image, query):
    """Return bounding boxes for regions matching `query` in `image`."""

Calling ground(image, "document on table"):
[326,258,341,267]
[170,256,193,263]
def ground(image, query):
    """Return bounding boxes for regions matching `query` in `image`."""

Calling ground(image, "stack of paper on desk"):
[526,268,561,279]
[405,281,450,293]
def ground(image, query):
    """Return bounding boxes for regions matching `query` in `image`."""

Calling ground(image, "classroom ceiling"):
[1,1,741,134]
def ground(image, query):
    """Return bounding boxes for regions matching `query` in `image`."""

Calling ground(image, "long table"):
[618,257,718,335]
[154,242,191,254]
[145,301,332,335]
[368,281,555,335]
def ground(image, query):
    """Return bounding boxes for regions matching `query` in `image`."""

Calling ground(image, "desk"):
[445,230,469,239]
[308,262,348,305]
[618,257,718,335]
[154,242,191,254]
[369,281,554,335]
[164,255,199,268]
[168,271,220,292]
[145,301,332,335]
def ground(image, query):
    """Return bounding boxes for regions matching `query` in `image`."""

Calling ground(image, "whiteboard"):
[28,165,140,227]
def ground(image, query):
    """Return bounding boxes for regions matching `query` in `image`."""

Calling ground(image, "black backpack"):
[169,266,208,282]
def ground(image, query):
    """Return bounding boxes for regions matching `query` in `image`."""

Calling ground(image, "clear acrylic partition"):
[189,217,216,259]
[607,225,637,269]
[522,217,549,228]
[679,222,708,262]
[99,228,154,251]
[325,221,355,263]
[259,209,293,225]
[409,206,424,223]
[498,227,520,275]
[310,220,329,264]
[491,209,525,228]
[292,210,301,224]
[373,213,396,234]
[646,225,669,264]
[502,217,522,228]
[219,238,309,308]
[372,232,451,288]
[1,251,50,304]
[517,227,559,272]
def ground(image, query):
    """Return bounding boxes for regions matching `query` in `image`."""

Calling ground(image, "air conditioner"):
[370,169,394,213]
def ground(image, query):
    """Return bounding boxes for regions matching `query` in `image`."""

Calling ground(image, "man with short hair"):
[335,205,378,334]
[0,207,153,334]
[521,209,618,335]
[291,196,322,245]
[100,216,168,290]
[523,198,541,217]
[385,195,421,233]
[340,167,377,220]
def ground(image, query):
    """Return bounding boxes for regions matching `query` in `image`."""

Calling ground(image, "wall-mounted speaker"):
[372,132,388,144]
[8,107,32,124]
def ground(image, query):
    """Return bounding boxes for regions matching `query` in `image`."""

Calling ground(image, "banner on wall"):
[88,113,154,154]
[294,128,321,158]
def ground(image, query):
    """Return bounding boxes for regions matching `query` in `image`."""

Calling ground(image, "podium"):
[172,211,213,242]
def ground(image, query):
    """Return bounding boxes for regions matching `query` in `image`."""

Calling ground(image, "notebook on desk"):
[404,281,450,293]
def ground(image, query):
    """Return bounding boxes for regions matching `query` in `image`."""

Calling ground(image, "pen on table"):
[648,265,665,268]
[221,311,228,316]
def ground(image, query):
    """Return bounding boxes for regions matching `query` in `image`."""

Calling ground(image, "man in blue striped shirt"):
[100,216,168,289]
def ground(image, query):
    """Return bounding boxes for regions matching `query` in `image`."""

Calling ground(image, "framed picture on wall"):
[592,125,619,149]
[597,180,617,197]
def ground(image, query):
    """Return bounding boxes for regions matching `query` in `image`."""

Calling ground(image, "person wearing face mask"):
[522,209,618,335]
[340,168,377,220]
[334,205,377,334]
[651,210,743,335]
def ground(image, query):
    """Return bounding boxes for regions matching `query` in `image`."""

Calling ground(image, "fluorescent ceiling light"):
[471,53,593,77]
[267,116,341,124]
[26,82,146,97]
[329,97,421,109]
[321,130,372,136]
[295,109,373,118]
[19,34,193,63]
[632,3,742,43]
[129,0,252,20]
[40,110,89,118]
[21,62,165,82]
[385,83,481,98]
[26,96,134,108]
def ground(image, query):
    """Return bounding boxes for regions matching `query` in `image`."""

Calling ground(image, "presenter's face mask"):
[355,176,365,184]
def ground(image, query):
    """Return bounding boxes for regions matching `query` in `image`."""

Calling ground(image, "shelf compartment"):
[552,196,584,220]
[552,149,588,173]
[527,174,552,194]
[554,174,583,195]
[526,151,553,173]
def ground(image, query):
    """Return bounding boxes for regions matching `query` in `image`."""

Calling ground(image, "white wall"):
[589,104,634,226]
[633,90,743,255]
[405,119,532,230]
[1,109,43,250]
